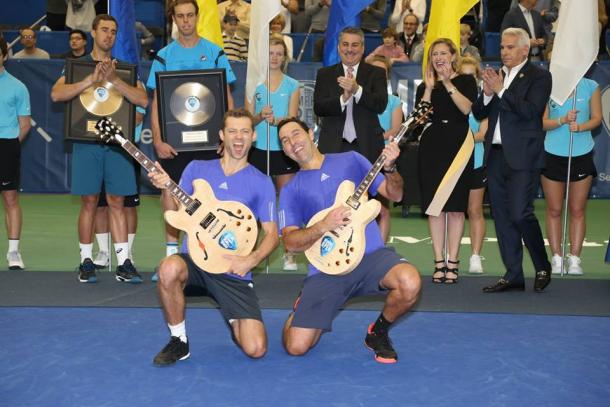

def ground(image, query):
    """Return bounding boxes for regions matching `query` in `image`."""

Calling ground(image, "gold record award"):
[79,81,123,116]
[169,82,216,127]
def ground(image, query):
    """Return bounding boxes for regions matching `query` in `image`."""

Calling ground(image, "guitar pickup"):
[200,212,216,229]
[186,199,201,215]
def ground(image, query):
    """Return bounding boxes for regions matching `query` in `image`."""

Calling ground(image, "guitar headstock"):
[95,117,127,145]
[393,101,434,145]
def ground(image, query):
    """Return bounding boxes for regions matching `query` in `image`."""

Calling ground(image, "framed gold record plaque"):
[64,59,136,142]
[156,69,228,152]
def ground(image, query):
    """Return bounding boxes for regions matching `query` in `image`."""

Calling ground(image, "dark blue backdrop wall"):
[5,59,610,197]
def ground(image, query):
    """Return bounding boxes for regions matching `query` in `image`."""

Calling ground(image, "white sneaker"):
[551,254,564,275]
[7,251,25,270]
[283,253,298,271]
[93,251,110,269]
[567,254,583,276]
[468,254,484,274]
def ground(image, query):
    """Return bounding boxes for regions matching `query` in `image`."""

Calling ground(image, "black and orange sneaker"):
[365,323,398,364]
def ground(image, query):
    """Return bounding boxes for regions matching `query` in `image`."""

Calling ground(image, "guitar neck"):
[120,140,195,208]
[351,121,411,202]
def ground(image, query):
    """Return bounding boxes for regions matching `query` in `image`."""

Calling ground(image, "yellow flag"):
[197,0,223,47]
[423,0,479,75]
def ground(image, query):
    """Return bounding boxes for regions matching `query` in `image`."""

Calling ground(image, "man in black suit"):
[313,26,388,164]
[472,27,552,293]
[401,13,421,59]
[501,0,547,60]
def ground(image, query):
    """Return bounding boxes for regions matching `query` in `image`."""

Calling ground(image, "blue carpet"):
[1,308,609,407]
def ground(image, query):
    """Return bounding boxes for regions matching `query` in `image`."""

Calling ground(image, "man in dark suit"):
[401,13,421,59]
[313,26,388,164]
[472,27,552,293]
[501,0,547,60]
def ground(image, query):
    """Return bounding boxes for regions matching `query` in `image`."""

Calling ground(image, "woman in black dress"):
[416,38,478,284]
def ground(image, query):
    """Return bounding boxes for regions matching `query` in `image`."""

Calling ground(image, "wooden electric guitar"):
[304,101,433,275]
[95,117,259,274]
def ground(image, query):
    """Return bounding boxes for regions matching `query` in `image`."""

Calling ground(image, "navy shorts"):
[248,147,298,176]
[291,247,409,332]
[177,253,262,322]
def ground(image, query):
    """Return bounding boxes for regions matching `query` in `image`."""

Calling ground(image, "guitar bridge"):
[346,197,360,210]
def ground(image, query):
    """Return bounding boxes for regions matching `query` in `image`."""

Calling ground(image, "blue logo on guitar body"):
[219,232,238,250]
[320,236,335,257]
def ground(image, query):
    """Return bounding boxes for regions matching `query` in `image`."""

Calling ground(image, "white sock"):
[128,233,136,256]
[166,242,179,257]
[168,320,187,343]
[114,242,129,265]
[95,232,110,254]
[79,243,93,262]
[8,239,19,253]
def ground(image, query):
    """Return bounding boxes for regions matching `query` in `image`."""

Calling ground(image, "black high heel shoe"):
[445,259,459,284]
[432,259,446,284]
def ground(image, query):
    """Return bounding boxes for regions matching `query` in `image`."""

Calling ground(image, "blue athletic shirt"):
[179,159,276,280]
[378,94,402,133]
[146,38,236,90]
[253,75,299,151]
[545,78,598,157]
[0,69,31,139]
[468,113,483,169]
[279,151,385,276]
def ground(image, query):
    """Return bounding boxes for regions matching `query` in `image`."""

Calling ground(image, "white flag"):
[549,0,598,105]
[245,0,282,103]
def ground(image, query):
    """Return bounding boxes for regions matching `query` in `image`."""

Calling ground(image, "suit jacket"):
[401,33,420,59]
[314,62,388,163]
[501,6,547,56]
[471,62,552,170]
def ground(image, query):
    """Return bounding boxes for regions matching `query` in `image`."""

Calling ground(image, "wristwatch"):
[383,164,397,173]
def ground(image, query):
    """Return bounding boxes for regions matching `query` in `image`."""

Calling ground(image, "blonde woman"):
[245,36,300,270]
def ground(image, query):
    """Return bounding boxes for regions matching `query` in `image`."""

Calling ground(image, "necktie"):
[343,66,357,143]
[523,10,539,55]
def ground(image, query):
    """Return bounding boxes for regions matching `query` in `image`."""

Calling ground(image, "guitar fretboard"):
[352,111,421,201]
[121,140,196,209]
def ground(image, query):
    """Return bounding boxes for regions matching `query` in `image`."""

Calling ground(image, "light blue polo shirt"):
[545,78,598,157]
[253,75,299,151]
[0,69,31,139]
[146,38,236,90]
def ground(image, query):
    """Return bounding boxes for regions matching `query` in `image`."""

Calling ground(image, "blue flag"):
[108,0,139,65]
[323,0,369,66]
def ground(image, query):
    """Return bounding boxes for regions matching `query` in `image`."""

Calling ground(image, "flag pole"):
[560,87,578,276]
[265,40,271,275]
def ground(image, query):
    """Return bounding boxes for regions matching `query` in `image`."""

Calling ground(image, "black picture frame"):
[156,69,228,152]
[64,59,136,142]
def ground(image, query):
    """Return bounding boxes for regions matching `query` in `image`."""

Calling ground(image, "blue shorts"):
[292,247,409,332]
[71,142,137,196]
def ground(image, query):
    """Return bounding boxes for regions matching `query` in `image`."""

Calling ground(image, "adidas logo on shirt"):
[321,173,330,182]
[219,182,228,190]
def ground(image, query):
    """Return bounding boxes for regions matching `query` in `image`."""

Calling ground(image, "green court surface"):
[1,194,608,278]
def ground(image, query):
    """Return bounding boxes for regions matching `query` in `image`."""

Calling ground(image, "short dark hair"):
[277,117,310,134]
[0,36,7,59]
[339,26,365,44]
[19,27,36,37]
[222,108,255,129]
[92,14,118,31]
[69,29,87,41]
[169,0,199,16]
